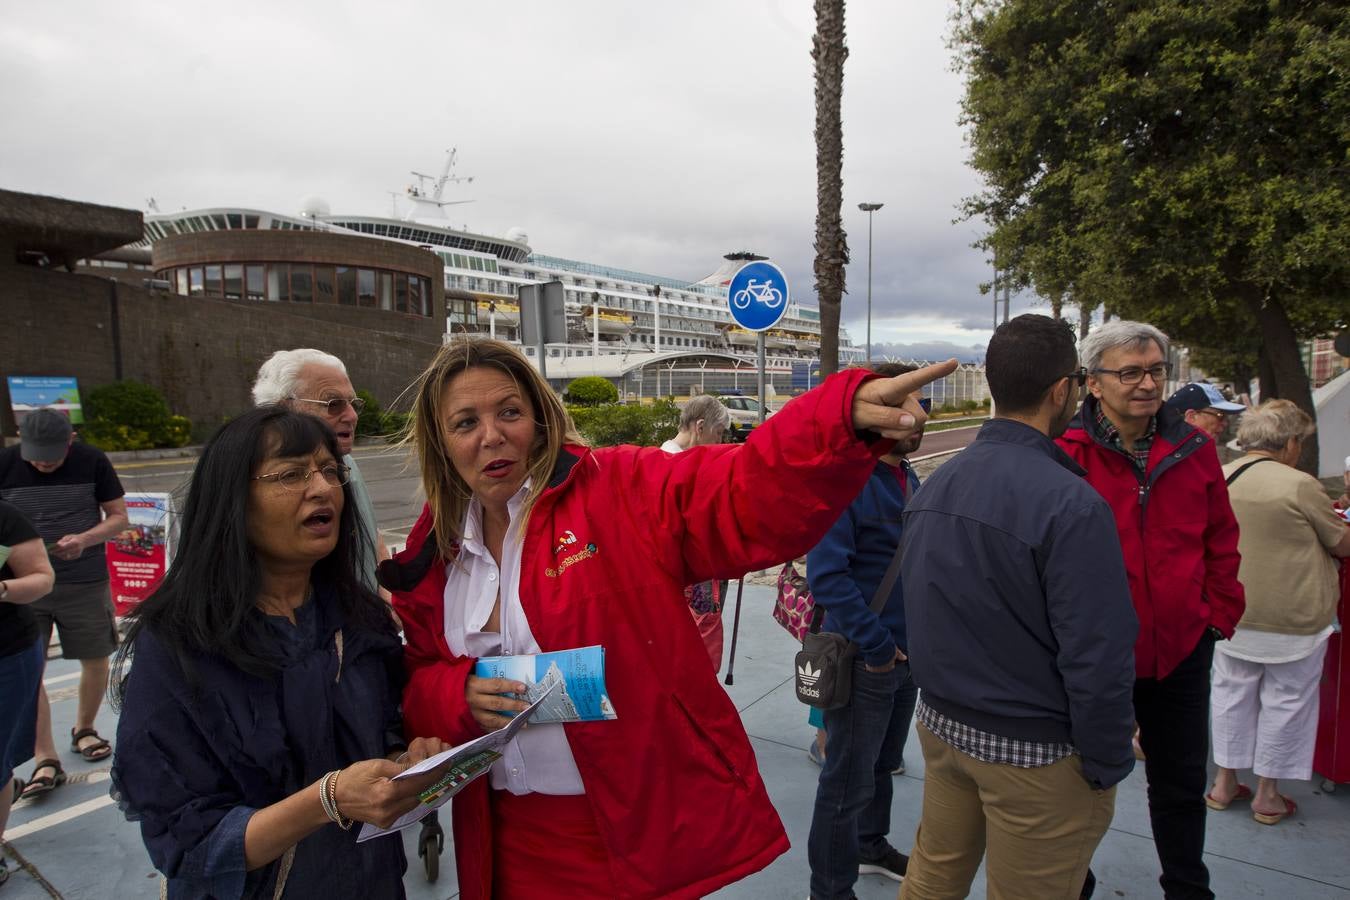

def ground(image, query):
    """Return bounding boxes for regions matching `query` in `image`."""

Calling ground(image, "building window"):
[224,264,244,300]
[268,264,289,301]
[336,266,357,306]
[204,265,223,297]
[291,265,313,303]
[175,268,188,296]
[314,265,336,304]
[395,273,409,313]
[246,265,265,301]
[379,272,393,311]
[358,269,376,307]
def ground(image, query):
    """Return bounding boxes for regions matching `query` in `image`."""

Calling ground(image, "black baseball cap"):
[19,408,73,463]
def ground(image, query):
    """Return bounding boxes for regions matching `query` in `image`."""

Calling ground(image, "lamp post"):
[858,202,883,364]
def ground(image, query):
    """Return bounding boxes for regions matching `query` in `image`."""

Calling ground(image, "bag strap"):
[1226,456,1275,486]
[807,538,905,633]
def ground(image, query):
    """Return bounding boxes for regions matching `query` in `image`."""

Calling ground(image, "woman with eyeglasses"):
[111,407,450,899]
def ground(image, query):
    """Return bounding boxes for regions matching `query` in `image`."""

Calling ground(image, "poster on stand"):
[6,376,84,424]
[107,493,172,616]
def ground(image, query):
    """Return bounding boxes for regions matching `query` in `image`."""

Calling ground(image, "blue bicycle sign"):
[726,261,790,331]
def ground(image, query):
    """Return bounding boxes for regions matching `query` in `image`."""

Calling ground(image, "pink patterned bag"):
[773,560,815,642]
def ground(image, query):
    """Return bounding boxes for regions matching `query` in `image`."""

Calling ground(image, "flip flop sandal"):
[18,758,66,799]
[70,727,112,761]
[1253,795,1297,826]
[11,776,24,803]
[1204,783,1252,811]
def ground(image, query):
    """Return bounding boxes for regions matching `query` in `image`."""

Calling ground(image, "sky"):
[0,0,1048,356]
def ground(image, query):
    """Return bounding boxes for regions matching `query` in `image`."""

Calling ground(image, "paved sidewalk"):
[4,584,1348,898]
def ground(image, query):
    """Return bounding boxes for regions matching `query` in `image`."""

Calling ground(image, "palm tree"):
[812,0,848,375]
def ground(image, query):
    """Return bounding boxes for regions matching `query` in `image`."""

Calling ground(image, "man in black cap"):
[1164,383,1246,442]
[0,408,127,798]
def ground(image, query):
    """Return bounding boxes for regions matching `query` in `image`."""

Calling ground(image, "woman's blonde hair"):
[1235,399,1316,453]
[407,338,586,559]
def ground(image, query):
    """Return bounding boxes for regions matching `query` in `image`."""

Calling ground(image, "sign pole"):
[756,333,767,425]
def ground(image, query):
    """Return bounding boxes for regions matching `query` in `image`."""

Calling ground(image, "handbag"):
[773,561,815,641]
[793,540,905,711]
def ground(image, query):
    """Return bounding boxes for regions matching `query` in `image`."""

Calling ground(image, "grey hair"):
[1079,320,1170,372]
[1236,399,1315,452]
[681,395,731,432]
[251,349,349,406]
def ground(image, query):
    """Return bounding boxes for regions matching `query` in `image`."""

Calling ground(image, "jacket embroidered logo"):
[545,540,600,578]
[797,661,821,685]
[553,530,578,555]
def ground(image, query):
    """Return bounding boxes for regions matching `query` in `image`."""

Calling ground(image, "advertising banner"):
[107,493,172,616]
[6,376,84,424]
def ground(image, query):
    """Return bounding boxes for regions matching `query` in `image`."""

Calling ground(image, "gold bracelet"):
[327,770,353,831]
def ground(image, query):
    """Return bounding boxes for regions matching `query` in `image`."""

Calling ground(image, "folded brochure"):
[355,680,558,841]
[472,644,618,724]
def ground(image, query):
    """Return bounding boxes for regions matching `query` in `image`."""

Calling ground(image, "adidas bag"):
[794,629,856,710]
[792,536,906,711]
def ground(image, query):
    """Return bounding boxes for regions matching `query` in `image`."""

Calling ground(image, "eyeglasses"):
[1197,408,1228,423]
[292,396,365,417]
[1090,363,1172,385]
[252,463,351,491]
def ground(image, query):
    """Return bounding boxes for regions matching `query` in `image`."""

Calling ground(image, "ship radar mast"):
[395,149,477,222]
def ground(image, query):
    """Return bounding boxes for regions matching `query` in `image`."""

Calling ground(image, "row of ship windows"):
[334,222,529,263]
[153,264,434,317]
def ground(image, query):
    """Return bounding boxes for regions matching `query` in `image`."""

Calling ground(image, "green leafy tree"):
[954,0,1349,471]
[564,376,619,406]
[813,0,850,375]
[82,381,191,451]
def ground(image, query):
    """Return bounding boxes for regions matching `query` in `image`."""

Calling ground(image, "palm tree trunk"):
[813,0,849,376]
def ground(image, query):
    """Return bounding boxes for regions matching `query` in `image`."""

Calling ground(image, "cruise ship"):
[134,156,864,397]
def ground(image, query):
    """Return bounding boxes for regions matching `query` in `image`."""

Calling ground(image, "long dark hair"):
[113,406,393,700]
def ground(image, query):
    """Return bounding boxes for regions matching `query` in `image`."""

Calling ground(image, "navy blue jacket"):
[807,459,915,667]
[112,586,408,899]
[901,419,1138,790]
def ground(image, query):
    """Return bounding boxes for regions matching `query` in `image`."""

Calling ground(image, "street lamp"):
[858,202,884,364]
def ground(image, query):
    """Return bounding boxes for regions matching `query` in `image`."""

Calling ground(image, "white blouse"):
[442,481,585,795]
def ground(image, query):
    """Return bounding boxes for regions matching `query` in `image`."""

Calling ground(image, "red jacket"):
[1057,399,1244,679]
[383,371,884,899]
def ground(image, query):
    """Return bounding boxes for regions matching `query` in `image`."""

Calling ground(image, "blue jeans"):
[0,639,44,785]
[808,657,918,900]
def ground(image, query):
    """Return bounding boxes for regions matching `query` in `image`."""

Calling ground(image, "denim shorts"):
[0,638,44,784]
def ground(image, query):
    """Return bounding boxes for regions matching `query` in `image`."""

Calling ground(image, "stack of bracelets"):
[319,770,353,830]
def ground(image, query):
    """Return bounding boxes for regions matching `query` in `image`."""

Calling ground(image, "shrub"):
[355,389,384,436]
[961,399,981,413]
[564,377,618,406]
[81,381,192,451]
[567,401,679,447]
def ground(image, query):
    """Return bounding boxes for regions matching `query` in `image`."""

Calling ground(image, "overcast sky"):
[1,0,1047,354]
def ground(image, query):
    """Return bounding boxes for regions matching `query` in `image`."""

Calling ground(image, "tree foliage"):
[564,376,619,406]
[82,381,191,451]
[567,401,679,447]
[954,0,1349,470]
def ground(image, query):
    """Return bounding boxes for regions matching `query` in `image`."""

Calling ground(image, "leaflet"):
[355,680,558,842]
[473,645,618,724]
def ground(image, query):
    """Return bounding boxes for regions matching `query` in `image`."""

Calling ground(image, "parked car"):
[719,395,774,442]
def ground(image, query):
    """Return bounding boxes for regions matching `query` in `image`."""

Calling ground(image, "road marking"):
[6,774,114,841]
[42,672,80,687]
[910,448,964,462]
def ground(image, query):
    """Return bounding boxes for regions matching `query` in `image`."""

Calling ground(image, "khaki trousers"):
[900,723,1116,900]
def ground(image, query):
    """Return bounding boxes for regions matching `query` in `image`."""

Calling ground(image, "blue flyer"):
[473,644,617,724]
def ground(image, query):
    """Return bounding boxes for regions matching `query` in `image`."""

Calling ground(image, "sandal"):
[70,727,112,761]
[1253,795,1297,826]
[1204,782,1252,811]
[18,758,66,799]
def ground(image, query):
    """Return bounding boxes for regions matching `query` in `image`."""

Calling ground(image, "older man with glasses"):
[1057,321,1244,900]
[1164,383,1247,442]
[252,349,389,593]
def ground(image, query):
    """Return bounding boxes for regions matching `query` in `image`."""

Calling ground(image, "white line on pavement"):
[41,672,81,688]
[6,774,114,841]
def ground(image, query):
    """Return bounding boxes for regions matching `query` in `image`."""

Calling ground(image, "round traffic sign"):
[727,261,790,331]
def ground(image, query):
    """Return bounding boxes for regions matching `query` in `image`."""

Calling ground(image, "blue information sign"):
[726,261,790,332]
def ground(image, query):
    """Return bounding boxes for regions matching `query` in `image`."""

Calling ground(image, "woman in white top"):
[1207,400,1350,825]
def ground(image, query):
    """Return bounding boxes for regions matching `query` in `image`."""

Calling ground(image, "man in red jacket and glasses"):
[1057,320,1244,900]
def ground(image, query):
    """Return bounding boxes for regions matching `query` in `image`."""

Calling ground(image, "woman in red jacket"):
[381,339,951,899]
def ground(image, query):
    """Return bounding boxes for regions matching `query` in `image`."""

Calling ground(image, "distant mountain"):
[867,341,986,364]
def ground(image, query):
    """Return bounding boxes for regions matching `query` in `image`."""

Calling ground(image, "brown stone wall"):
[1,262,442,437]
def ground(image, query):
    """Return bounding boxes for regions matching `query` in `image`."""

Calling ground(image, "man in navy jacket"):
[899,315,1137,900]
[807,362,924,900]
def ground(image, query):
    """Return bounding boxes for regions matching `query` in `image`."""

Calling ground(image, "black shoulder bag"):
[1225,456,1276,486]
[794,540,905,710]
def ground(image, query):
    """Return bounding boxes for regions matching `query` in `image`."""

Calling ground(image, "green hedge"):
[564,376,619,406]
[567,401,679,447]
[81,381,192,452]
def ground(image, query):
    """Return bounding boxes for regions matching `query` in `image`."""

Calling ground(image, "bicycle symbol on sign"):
[731,279,785,310]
